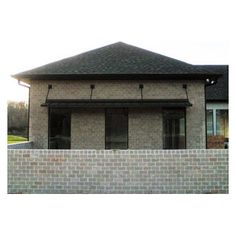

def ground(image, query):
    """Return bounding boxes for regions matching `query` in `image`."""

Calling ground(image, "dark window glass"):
[216,109,228,138]
[207,110,213,135]
[105,108,128,149]
[163,109,186,149]
[49,109,71,149]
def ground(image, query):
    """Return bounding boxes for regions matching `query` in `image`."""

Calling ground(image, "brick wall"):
[28,79,206,149]
[8,149,228,194]
[207,135,225,149]
[129,108,163,149]
[71,109,105,149]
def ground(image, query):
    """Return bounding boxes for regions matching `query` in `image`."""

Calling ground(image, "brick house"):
[205,66,228,148]
[13,42,225,150]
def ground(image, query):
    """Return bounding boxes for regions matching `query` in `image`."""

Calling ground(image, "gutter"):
[17,80,30,141]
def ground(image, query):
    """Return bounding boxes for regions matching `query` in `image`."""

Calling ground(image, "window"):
[206,105,228,149]
[163,109,186,149]
[49,109,71,149]
[206,107,228,139]
[207,110,213,135]
[105,108,128,149]
[216,110,228,138]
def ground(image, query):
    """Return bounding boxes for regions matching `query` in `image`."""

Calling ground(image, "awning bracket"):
[45,84,52,104]
[183,84,189,102]
[139,84,144,100]
[90,84,95,100]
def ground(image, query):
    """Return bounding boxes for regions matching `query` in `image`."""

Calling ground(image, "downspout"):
[183,84,189,149]
[18,80,30,141]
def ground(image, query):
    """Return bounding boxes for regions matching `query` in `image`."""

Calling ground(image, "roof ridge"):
[13,42,223,78]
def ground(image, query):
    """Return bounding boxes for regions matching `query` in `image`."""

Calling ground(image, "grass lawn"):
[8,135,28,144]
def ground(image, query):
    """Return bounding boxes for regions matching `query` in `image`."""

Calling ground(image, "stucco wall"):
[28,79,205,149]
[8,149,228,194]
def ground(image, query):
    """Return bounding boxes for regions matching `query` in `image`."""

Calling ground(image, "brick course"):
[8,149,228,194]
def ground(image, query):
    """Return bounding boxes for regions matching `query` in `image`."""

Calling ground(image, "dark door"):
[163,109,186,149]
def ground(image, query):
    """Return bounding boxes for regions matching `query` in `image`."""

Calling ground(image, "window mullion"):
[213,109,217,135]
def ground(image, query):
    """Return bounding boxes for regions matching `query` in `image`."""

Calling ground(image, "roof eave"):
[12,73,222,80]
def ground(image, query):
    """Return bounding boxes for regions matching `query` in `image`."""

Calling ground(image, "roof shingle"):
[13,42,222,79]
[205,65,228,101]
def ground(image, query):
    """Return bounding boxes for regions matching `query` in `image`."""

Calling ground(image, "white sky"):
[0,0,231,102]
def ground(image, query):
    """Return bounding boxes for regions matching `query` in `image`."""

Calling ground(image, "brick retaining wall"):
[8,149,228,194]
[207,135,225,149]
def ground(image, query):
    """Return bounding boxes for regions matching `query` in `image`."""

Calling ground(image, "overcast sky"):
[1,0,230,101]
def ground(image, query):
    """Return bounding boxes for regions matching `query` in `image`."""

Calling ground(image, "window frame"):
[216,109,228,137]
[206,103,228,137]
[105,108,129,150]
[206,109,214,136]
[48,107,71,149]
[162,108,186,149]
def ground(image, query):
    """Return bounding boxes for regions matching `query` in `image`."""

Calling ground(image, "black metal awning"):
[41,99,192,108]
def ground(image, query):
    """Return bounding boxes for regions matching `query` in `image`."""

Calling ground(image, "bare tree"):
[8,101,28,137]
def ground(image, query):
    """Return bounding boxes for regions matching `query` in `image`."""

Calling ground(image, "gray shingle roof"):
[205,65,228,101]
[13,42,222,79]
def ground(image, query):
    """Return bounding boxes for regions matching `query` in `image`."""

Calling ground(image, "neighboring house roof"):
[13,42,222,80]
[204,65,228,102]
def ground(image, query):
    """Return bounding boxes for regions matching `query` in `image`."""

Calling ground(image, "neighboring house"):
[205,65,228,148]
[13,42,224,150]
